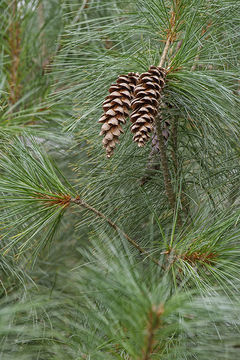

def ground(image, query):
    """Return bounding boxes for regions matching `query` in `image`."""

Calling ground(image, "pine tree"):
[0,0,240,359]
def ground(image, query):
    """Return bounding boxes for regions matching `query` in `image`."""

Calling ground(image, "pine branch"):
[38,2,47,63]
[141,304,164,360]
[71,197,162,268]
[8,0,21,107]
[158,37,171,68]
[158,1,181,69]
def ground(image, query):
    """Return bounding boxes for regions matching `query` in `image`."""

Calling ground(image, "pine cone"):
[130,66,166,147]
[99,72,139,157]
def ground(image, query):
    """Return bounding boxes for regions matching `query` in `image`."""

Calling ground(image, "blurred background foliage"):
[0,0,240,358]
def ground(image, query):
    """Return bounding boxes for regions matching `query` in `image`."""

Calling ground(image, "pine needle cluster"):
[0,0,240,359]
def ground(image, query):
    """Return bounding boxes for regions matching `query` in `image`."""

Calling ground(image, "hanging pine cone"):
[99,72,139,157]
[130,66,166,147]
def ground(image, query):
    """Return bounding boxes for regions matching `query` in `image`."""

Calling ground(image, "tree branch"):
[142,304,164,360]
[71,197,162,268]
[8,0,21,108]
[158,3,180,68]
[158,37,171,68]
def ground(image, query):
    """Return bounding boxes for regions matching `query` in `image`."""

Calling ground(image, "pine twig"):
[38,2,47,63]
[8,0,21,107]
[71,197,162,268]
[158,3,180,69]
[158,37,171,68]
[141,304,164,360]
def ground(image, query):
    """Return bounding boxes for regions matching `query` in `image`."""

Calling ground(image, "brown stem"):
[158,37,171,68]
[38,2,47,62]
[8,0,21,107]
[71,197,162,268]
[141,304,164,360]
[158,3,182,69]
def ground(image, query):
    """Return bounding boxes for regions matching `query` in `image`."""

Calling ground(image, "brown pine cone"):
[130,66,166,147]
[99,72,139,157]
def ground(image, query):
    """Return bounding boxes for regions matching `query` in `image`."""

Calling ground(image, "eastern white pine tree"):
[0,0,240,359]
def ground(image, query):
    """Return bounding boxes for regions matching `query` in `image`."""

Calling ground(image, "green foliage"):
[0,0,240,358]
[0,137,76,258]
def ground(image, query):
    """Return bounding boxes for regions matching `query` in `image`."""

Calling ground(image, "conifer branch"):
[8,0,21,107]
[165,248,218,272]
[38,2,47,63]
[158,2,181,68]
[141,304,164,360]
[71,197,162,267]
[158,37,171,68]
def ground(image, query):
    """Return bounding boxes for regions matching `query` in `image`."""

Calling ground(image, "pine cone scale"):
[108,118,120,126]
